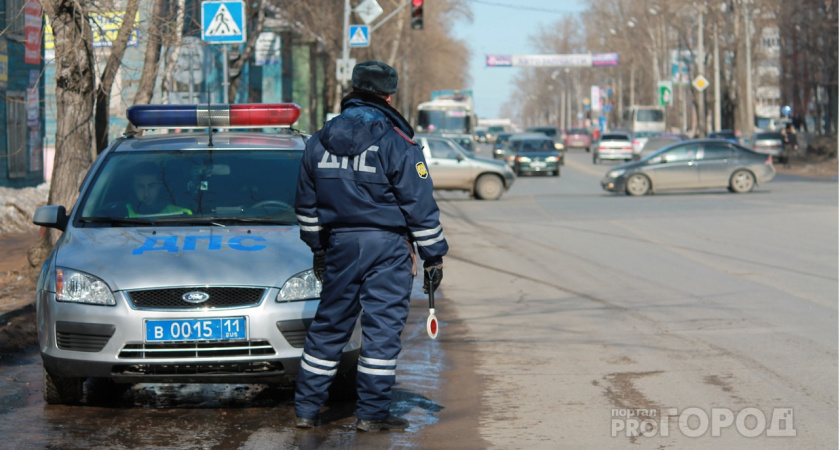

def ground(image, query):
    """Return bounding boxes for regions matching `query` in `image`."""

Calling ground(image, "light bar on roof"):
[126,104,302,129]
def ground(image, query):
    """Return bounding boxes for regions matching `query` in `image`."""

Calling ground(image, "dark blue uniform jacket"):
[296,93,448,263]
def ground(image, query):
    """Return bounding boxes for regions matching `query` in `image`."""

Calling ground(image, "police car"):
[33,104,360,404]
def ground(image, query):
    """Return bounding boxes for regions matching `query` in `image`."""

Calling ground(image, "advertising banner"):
[24,0,42,64]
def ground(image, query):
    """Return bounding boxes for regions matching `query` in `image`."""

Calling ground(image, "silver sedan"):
[601,139,776,196]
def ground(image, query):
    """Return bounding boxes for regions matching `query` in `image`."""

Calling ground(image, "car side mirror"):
[650,156,663,164]
[34,205,69,231]
[456,154,465,162]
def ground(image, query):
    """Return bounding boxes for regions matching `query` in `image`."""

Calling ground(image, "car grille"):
[112,361,283,376]
[118,339,275,359]
[56,331,112,352]
[55,321,115,352]
[127,287,266,310]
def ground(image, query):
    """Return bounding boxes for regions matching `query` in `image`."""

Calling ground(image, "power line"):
[468,0,578,14]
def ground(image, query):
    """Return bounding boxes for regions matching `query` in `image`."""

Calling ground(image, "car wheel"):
[729,169,755,193]
[44,368,83,405]
[474,173,504,200]
[328,367,358,402]
[625,174,651,196]
[585,147,590,153]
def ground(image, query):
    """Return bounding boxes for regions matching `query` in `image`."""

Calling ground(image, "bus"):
[416,91,476,135]
[621,105,666,134]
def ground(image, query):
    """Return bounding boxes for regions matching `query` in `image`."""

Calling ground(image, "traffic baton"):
[426,268,439,339]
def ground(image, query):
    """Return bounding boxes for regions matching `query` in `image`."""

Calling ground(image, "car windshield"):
[528,127,557,137]
[77,149,302,226]
[513,139,554,151]
[569,128,589,135]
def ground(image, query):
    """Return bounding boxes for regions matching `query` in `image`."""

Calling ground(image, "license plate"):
[145,317,246,342]
[531,161,547,168]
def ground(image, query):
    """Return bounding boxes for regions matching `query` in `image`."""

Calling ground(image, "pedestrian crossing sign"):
[202,1,246,44]
[349,25,370,47]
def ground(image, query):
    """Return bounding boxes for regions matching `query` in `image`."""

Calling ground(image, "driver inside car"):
[126,162,192,217]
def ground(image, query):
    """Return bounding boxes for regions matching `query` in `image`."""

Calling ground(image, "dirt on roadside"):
[0,232,40,353]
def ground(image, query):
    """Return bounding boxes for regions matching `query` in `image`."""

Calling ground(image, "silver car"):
[751,131,784,160]
[415,134,515,200]
[594,132,634,164]
[32,104,360,404]
[601,139,776,196]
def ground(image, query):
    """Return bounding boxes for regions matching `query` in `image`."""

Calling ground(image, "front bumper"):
[597,149,634,160]
[515,161,559,174]
[601,176,627,192]
[37,290,361,383]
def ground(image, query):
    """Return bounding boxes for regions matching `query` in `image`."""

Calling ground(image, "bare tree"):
[127,0,166,128]
[32,0,97,264]
[95,0,140,153]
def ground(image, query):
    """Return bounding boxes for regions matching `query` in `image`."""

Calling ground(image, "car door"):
[422,137,472,190]
[645,143,702,190]
[696,143,734,187]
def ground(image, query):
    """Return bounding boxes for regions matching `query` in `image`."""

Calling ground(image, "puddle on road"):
[0,282,448,448]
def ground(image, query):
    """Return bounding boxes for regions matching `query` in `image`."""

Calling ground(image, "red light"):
[229,104,301,127]
[430,317,437,334]
[412,0,423,6]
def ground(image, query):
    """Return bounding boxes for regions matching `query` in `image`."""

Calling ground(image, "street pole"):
[743,1,755,135]
[222,45,229,103]
[713,22,721,132]
[697,8,705,137]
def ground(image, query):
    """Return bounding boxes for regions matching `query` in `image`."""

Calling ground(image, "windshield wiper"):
[79,216,158,226]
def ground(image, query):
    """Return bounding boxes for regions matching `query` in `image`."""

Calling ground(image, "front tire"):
[474,173,505,200]
[729,170,755,193]
[625,174,651,196]
[44,369,83,405]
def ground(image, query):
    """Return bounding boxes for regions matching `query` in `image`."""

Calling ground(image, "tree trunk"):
[160,0,186,105]
[95,0,140,153]
[33,0,97,266]
[228,0,267,102]
[127,0,166,133]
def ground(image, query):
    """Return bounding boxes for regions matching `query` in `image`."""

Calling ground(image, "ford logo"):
[182,291,211,304]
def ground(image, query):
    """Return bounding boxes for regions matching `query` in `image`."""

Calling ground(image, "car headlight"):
[517,156,532,162]
[607,169,626,179]
[554,143,564,150]
[545,156,559,162]
[277,269,322,302]
[56,268,116,306]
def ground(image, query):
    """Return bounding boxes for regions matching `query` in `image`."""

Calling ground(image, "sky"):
[451,0,587,119]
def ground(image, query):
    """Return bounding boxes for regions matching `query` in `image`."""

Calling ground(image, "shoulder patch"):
[393,127,417,144]
[415,162,429,179]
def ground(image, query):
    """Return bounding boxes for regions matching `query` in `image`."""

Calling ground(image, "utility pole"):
[713,22,721,132]
[743,0,755,135]
[697,7,706,137]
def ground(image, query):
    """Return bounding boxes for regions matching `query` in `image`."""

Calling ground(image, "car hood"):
[608,159,648,172]
[53,226,310,291]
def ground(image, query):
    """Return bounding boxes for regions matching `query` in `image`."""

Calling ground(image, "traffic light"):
[411,0,423,30]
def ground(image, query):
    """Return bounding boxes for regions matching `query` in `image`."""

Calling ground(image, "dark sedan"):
[601,140,776,196]
[505,133,563,176]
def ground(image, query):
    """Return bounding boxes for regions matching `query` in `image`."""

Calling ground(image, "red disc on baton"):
[426,309,439,339]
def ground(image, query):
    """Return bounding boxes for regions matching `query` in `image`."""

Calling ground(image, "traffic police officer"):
[294,60,448,431]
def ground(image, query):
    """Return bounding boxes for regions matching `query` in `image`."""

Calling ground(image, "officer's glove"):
[313,250,326,282]
[423,260,443,295]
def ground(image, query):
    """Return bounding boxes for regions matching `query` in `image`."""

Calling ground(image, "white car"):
[594,132,634,164]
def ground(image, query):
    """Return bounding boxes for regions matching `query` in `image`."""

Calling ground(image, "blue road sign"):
[202,1,246,44]
[349,25,370,47]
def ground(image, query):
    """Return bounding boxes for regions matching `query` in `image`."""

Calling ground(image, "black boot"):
[295,416,319,428]
[356,415,410,431]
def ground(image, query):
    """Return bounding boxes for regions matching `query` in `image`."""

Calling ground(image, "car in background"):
[474,128,488,143]
[492,132,513,160]
[750,131,784,160]
[564,128,592,152]
[525,126,566,151]
[486,125,506,143]
[601,139,775,196]
[441,133,476,155]
[708,129,739,144]
[635,133,689,160]
[504,133,563,176]
[415,134,515,200]
[31,103,362,404]
[631,130,660,157]
[593,131,634,164]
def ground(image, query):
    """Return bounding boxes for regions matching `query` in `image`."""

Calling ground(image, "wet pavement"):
[0,284,484,449]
